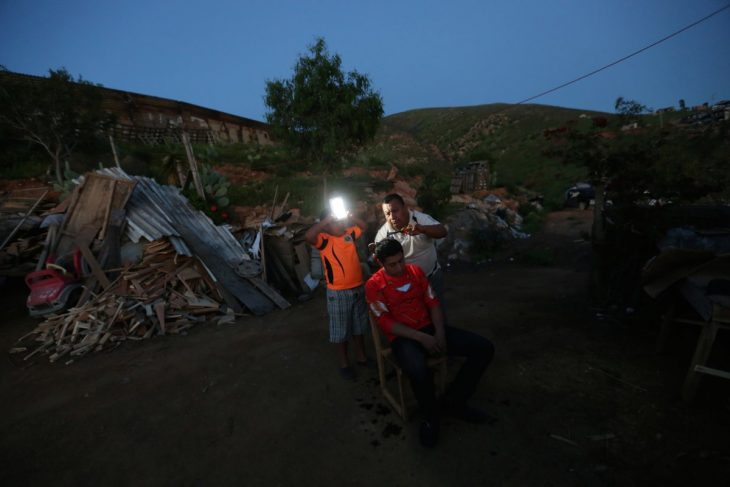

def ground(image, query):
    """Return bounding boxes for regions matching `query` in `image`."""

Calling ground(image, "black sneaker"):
[419,420,440,448]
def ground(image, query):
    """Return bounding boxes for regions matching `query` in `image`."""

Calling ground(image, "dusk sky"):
[1,0,728,121]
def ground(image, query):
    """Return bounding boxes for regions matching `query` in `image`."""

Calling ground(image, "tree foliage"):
[614,96,649,126]
[547,111,730,207]
[264,38,384,169]
[0,67,112,183]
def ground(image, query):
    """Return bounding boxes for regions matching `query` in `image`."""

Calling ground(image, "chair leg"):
[396,368,408,421]
[437,360,447,395]
[682,320,719,402]
[376,356,387,391]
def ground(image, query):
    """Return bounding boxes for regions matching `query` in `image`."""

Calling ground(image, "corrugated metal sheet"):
[98,168,247,264]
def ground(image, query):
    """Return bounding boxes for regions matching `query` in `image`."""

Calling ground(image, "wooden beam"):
[694,365,730,380]
[182,131,206,200]
[76,241,111,289]
[0,189,48,251]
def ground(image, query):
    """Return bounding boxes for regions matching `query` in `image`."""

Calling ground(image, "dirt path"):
[1,210,728,486]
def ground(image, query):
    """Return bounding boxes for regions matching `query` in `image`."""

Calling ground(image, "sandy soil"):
[1,209,728,486]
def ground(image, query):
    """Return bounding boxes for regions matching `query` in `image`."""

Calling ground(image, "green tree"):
[614,96,649,126]
[547,120,654,242]
[264,38,384,169]
[0,67,112,183]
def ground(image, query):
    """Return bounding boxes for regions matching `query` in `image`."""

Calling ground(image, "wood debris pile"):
[10,168,291,363]
[0,234,46,270]
[0,187,56,276]
[12,239,235,364]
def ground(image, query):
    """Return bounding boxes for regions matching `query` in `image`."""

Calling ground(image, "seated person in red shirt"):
[365,239,495,448]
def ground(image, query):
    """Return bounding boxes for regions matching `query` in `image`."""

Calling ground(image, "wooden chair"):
[658,301,730,402]
[369,312,447,421]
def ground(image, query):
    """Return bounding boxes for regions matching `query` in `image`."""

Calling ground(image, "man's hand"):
[420,332,446,354]
[434,330,447,353]
[402,223,423,236]
[402,223,447,239]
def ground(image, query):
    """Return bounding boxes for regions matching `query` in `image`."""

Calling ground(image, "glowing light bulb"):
[329,197,348,220]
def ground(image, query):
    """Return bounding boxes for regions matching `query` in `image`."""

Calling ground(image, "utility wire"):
[514,3,730,105]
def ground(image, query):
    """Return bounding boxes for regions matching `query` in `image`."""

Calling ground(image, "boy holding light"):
[305,199,372,381]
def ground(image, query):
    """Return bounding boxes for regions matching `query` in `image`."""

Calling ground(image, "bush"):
[521,211,546,234]
[417,170,451,218]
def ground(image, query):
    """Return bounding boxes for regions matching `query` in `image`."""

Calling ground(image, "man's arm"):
[429,304,447,352]
[406,223,447,239]
[388,321,443,353]
[404,212,447,238]
[304,215,333,245]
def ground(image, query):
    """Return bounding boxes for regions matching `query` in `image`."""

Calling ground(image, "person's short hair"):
[383,193,405,206]
[319,208,331,220]
[374,238,403,262]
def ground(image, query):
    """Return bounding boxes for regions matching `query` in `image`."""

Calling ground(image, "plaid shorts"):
[326,285,368,343]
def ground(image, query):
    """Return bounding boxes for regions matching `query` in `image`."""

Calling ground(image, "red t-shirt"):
[365,264,440,342]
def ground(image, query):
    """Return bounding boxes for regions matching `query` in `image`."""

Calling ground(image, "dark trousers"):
[390,324,495,421]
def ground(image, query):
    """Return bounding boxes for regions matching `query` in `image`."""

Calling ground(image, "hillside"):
[363,103,614,208]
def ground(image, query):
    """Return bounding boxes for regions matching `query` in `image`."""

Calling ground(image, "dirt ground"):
[1,210,729,486]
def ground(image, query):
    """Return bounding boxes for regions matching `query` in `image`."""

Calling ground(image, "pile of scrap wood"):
[11,168,290,363]
[234,189,321,297]
[0,187,55,276]
[12,240,234,364]
[262,221,319,296]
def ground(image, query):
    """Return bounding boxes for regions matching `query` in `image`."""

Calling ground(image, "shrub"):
[417,170,451,218]
[521,211,546,234]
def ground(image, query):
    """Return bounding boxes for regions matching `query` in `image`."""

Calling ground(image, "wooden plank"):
[182,132,205,200]
[248,276,290,309]
[76,241,111,289]
[293,242,311,290]
[56,174,135,257]
[694,365,730,380]
[154,301,166,335]
[0,189,48,251]
[57,174,113,256]
[99,180,116,242]
[682,320,720,402]
[259,225,267,282]
[177,227,274,316]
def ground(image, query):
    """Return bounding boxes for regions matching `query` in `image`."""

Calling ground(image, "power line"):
[514,3,730,105]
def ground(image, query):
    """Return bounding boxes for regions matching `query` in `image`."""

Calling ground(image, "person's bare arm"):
[429,304,447,352]
[348,214,367,233]
[388,321,445,354]
[404,223,447,238]
[304,215,333,245]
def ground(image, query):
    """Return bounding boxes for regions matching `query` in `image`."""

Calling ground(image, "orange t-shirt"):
[313,226,363,290]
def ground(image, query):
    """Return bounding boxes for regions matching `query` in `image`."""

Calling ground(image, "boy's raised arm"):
[305,215,333,245]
